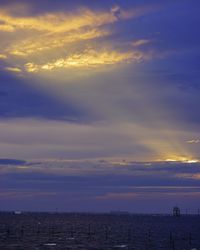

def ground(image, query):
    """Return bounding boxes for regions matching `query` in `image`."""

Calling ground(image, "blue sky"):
[0,0,200,212]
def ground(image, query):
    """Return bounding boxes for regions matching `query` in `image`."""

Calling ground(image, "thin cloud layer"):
[0,118,199,162]
[0,158,200,212]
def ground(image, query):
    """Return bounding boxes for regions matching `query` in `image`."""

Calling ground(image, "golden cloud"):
[0,4,157,74]
[7,28,109,56]
[0,54,7,59]
[0,8,116,33]
[24,49,146,72]
[5,67,22,72]
[0,4,154,33]
[0,6,119,60]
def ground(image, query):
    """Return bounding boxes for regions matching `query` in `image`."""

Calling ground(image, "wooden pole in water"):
[170,231,172,242]
[170,232,175,250]
[172,239,175,250]
[20,226,24,237]
[148,229,153,249]
[189,232,192,246]
[70,226,74,238]
[105,226,108,241]
[6,228,10,238]
[88,223,91,240]
[127,227,131,242]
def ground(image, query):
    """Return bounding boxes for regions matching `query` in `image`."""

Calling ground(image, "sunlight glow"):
[5,67,22,73]
[0,54,7,59]
[24,50,144,72]
[7,29,110,57]
[165,157,199,164]
[0,4,156,75]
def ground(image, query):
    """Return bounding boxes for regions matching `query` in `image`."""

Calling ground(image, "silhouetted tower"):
[173,206,181,217]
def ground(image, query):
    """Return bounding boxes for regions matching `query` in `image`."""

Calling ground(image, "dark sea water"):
[0,212,199,250]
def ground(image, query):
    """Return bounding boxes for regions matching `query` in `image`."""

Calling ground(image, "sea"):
[0,212,199,250]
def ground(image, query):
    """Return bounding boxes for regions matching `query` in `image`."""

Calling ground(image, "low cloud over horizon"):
[0,158,200,212]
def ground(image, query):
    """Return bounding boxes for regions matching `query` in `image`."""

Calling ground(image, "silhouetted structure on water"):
[173,206,181,217]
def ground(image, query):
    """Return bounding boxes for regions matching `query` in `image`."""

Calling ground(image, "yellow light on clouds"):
[165,157,199,163]
[5,67,22,73]
[0,4,155,75]
[24,49,145,72]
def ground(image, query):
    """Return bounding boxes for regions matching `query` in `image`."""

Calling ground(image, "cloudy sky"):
[0,0,200,212]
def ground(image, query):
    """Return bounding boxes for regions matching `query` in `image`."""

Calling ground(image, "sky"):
[0,0,200,213]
